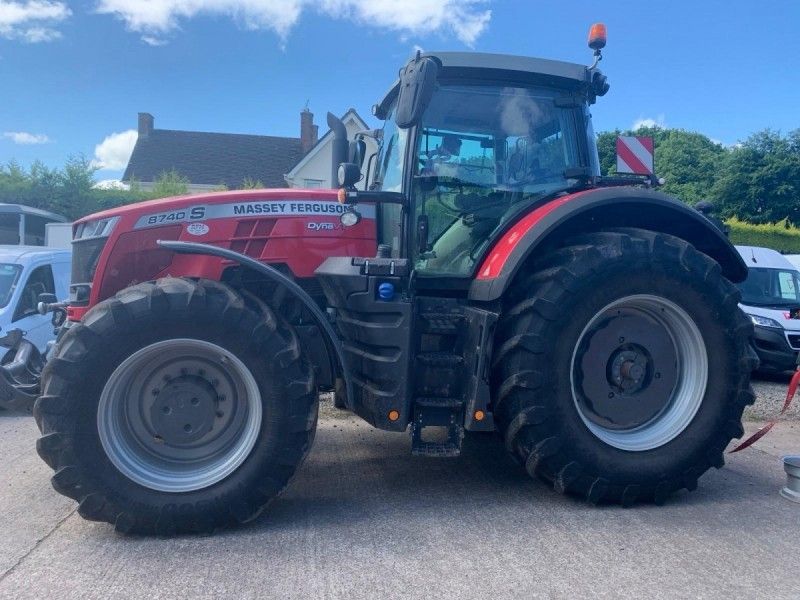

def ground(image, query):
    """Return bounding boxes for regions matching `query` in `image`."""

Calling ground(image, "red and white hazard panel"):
[616,136,654,175]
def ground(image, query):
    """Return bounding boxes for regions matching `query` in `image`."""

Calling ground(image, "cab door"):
[12,263,57,352]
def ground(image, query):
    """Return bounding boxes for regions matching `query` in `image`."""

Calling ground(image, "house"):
[122,108,376,193]
[284,109,376,189]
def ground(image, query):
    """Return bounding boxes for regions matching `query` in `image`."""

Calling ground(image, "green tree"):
[239,177,264,190]
[597,126,725,205]
[713,129,800,223]
[151,169,190,198]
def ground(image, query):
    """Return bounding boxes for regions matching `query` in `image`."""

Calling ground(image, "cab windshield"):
[413,84,591,275]
[0,263,22,309]
[737,267,800,307]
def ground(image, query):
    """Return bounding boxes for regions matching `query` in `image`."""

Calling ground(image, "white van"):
[735,245,800,372]
[0,246,71,353]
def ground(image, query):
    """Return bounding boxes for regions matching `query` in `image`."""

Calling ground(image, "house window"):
[303,179,325,189]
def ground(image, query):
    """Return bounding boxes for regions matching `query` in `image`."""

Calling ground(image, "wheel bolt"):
[190,397,199,406]
[183,424,192,432]
[162,406,171,414]
[219,395,226,402]
[608,392,615,398]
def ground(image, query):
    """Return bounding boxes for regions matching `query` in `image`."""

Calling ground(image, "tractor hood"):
[75,188,341,227]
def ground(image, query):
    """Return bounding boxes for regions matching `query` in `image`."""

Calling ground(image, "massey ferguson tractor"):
[12,26,756,534]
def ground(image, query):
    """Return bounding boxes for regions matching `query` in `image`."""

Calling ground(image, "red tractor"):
[20,28,755,534]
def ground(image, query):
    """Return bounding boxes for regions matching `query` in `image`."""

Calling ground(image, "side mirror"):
[348,139,367,168]
[396,55,438,129]
[337,162,362,188]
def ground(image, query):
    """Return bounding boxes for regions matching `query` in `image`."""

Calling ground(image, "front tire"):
[34,278,317,534]
[492,229,755,505]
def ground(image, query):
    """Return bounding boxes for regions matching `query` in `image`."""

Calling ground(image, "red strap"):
[730,369,800,453]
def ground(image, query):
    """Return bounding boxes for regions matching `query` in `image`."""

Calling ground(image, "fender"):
[469,187,748,302]
[157,240,354,409]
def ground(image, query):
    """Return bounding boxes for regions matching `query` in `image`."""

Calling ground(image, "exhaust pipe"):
[327,112,348,188]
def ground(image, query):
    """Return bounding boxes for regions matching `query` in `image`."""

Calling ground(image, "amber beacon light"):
[588,23,607,50]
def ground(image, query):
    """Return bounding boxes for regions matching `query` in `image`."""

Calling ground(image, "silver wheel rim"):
[570,294,708,451]
[97,339,262,492]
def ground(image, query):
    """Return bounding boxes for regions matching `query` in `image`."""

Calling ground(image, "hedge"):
[726,217,800,254]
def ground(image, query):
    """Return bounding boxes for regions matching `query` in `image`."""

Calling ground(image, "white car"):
[0,246,71,353]
[735,245,800,372]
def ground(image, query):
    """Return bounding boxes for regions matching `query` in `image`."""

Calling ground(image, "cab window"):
[14,265,55,322]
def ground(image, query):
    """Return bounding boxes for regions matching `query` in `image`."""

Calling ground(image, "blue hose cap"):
[378,282,395,301]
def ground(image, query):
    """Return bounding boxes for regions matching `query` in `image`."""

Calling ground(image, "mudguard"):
[469,187,747,302]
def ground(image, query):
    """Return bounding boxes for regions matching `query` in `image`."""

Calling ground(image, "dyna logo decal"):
[307,222,336,231]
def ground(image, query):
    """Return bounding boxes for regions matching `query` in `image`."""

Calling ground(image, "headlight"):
[748,314,782,329]
[73,216,120,240]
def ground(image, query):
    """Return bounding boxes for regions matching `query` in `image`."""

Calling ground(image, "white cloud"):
[0,1,71,43]
[92,129,138,171]
[95,0,492,46]
[93,179,131,190]
[632,114,666,130]
[3,131,51,144]
[141,35,168,46]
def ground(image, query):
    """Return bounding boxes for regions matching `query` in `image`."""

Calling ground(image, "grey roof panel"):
[122,130,304,188]
[429,52,589,82]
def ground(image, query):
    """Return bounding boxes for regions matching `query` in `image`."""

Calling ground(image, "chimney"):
[138,112,154,139]
[300,108,317,154]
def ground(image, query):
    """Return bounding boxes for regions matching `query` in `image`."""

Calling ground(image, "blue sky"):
[1,0,797,182]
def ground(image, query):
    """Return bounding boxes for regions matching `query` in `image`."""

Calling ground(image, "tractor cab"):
[337,50,609,286]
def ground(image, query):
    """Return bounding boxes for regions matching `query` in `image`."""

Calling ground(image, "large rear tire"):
[492,229,755,505]
[34,278,317,534]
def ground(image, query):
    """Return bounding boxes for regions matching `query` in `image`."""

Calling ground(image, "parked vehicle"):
[0,204,67,246]
[4,25,755,534]
[45,222,73,249]
[783,254,800,271]
[0,246,70,352]
[736,245,800,372]
[0,246,70,411]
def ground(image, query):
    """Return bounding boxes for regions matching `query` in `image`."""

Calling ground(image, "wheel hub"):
[151,375,219,445]
[574,307,678,431]
[570,295,708,452]
[97,339,262,493]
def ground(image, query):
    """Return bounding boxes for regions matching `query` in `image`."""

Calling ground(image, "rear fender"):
[469,187,747,302]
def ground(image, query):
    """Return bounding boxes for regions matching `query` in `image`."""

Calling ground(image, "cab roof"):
[376,51,592,116]
[0,245,71,265]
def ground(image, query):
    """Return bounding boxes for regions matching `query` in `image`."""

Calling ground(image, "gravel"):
[748,374,800,421]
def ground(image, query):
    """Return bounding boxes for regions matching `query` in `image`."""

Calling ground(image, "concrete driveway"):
[0,381,797,600]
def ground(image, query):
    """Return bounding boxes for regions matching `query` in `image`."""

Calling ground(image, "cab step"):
[411,397,465,457]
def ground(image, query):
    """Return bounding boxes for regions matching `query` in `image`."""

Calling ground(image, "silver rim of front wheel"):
[570,294,708,452]
[97,339,262,492]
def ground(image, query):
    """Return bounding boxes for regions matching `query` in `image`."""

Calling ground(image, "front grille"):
[71,237,108,285]
[787,334,800,350]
